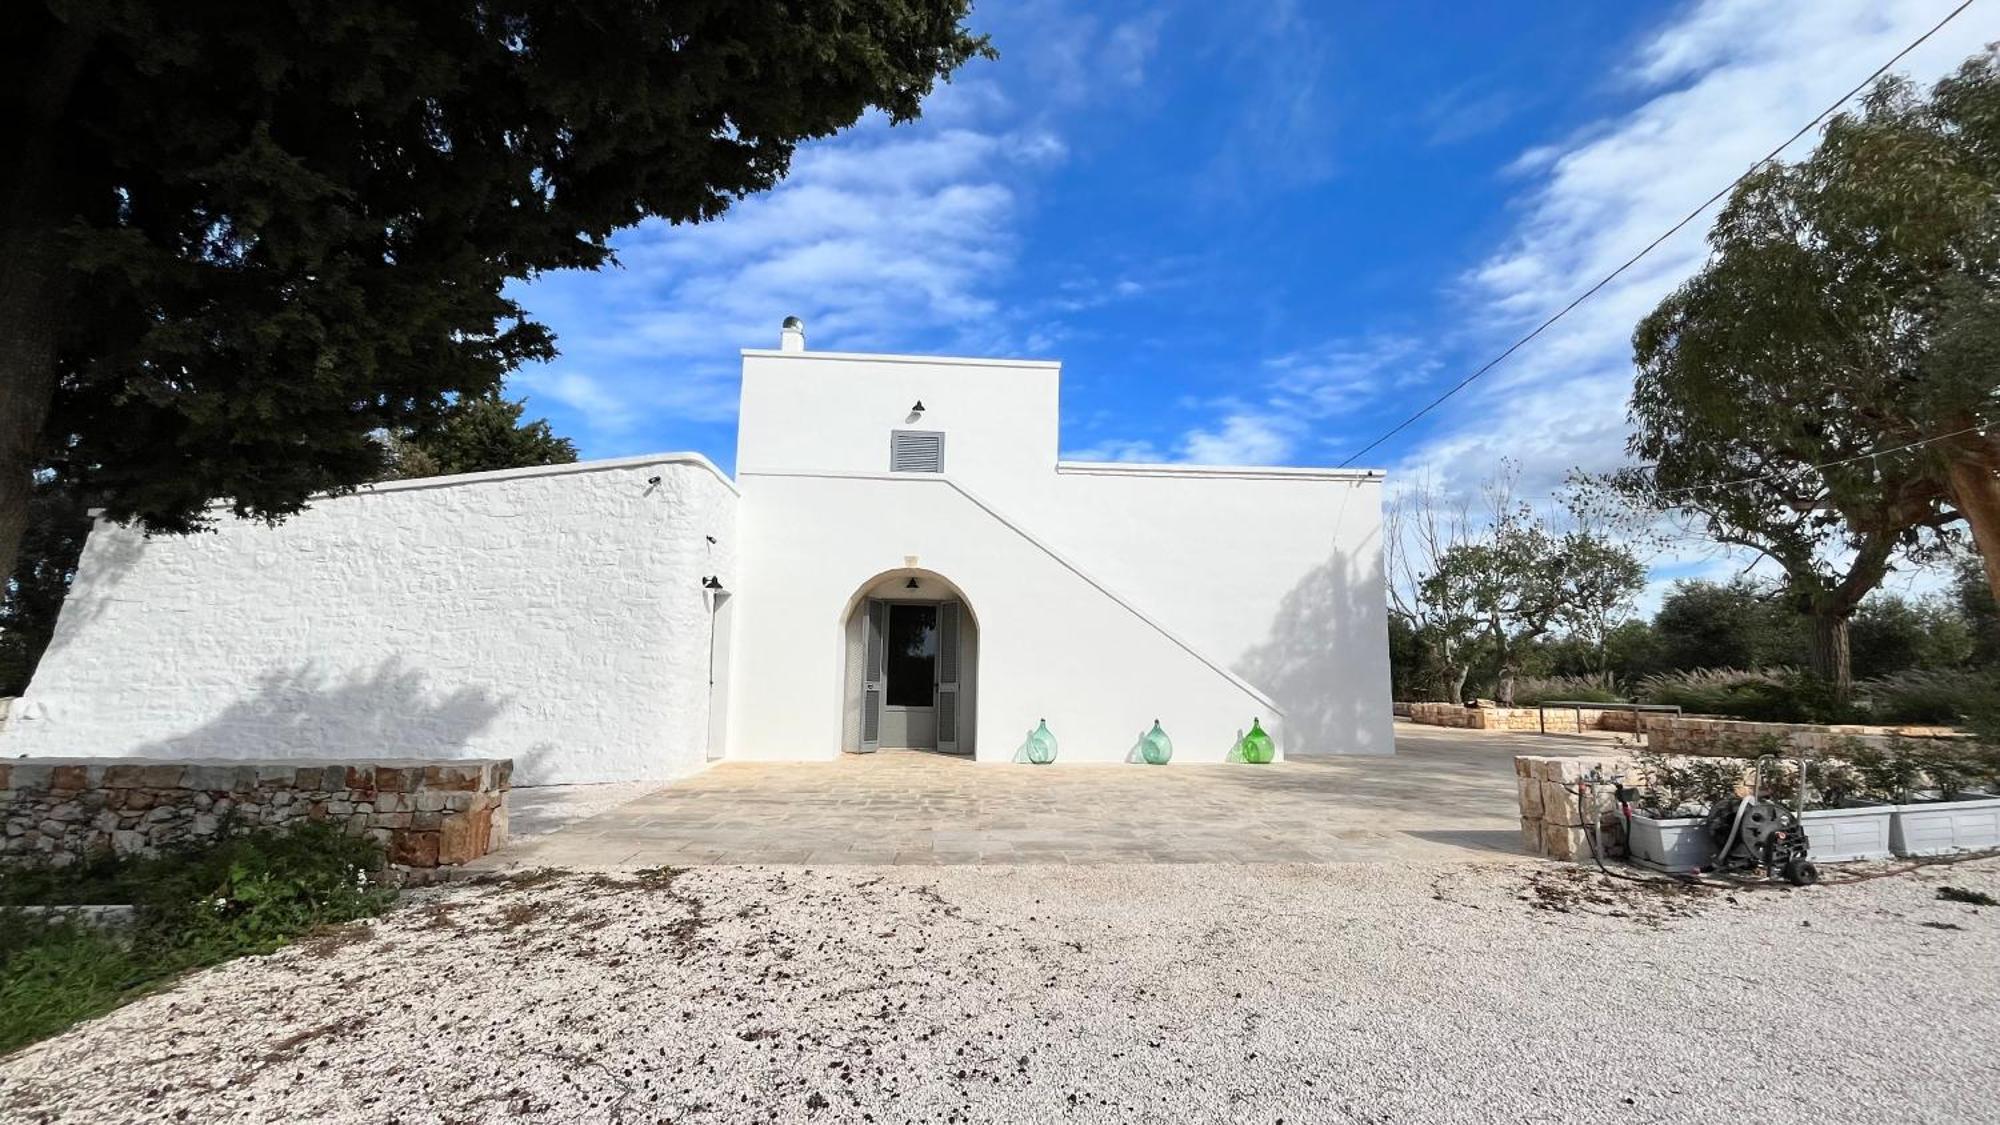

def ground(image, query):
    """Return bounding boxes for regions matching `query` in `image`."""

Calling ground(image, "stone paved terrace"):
[471,722,1630,869]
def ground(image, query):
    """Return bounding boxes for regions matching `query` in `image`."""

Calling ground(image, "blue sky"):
[511,0,1996,599]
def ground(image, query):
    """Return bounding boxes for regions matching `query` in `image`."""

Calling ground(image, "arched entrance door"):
[841,571,977,755]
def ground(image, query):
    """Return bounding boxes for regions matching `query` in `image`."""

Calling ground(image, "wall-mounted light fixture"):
[904,577,920,590]
[910,400,925,415]
[702,576,724,590]
[647,475,662,485]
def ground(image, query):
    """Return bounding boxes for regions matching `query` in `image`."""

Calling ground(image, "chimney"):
[779,315,806,352]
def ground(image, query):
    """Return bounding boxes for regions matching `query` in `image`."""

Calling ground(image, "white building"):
[8,321,1394,783]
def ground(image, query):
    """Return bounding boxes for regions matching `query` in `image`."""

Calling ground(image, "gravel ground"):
[3,857,1998,1124]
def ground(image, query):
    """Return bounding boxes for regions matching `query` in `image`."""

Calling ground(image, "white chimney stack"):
[779,315,806,352]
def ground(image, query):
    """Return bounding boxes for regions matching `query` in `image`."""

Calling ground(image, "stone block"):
[11,765,54,792]
[375,766,417,793]
[390,830,440,867]
[372,812,412,829]
[1517,777,1543,818]
[1541,821,1589,862]
[374,792,408,814]
[422,764,482,792]
[414,791,446,813]
[184,765,239,792]
[0,765,9,790]
[192,813,220,837]
[489,804,508,849]
[110,830,147,857]
[1520,817,1543,855]
[412,810,443,830]
[139,764,185,789]
[50,765,87,791]
[438,807,492,865]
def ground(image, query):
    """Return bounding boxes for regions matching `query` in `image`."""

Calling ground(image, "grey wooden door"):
[860,599,887,752]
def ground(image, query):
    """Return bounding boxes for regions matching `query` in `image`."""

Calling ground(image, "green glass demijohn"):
[1140,720,1173,765]
[1026,719,1058,765]
[1238,718,1275,765]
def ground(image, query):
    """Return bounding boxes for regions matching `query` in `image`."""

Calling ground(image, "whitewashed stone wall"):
[6,457,737,785]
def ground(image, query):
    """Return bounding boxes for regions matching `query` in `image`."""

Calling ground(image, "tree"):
[1625,54,2000,698]
[1384,477,1483,702]
[1424,506,1646,705]
[2,3,990,584]
[1648,579,1806,673]
[0,474,92,695]
[380,392,576,481]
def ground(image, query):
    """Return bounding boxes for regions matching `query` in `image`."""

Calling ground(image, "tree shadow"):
[1237,543,1396,756]
[31,521,149,668]
[128,657,505,762]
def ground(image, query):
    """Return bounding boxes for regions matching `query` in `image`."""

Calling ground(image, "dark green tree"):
[380,391,577,480]
[1624,53,2000,697]
[2,1,989,582]
[1649,580,1807,673]
[0,475,92,694]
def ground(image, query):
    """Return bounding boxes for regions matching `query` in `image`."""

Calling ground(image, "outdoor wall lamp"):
[905,577,920,590]
[702,576,724,590]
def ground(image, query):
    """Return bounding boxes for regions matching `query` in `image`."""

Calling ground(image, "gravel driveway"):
[3,857,1997,1124]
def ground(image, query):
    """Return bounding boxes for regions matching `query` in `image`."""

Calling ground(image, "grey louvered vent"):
[890,430,945,473]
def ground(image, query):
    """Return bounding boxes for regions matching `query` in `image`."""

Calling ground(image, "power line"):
[1335,0,1980,469]
[1646,423,1990,501]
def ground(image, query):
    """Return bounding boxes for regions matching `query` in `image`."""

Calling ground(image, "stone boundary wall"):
[1644,716,1963,756]
[1404,702,1637,735]
[1,757,509,879]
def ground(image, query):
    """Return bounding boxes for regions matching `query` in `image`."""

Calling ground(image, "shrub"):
[1632,749,1746,818]
[1509,673,1627,706]
[1634,667,1816,722]
[0,822,394,1055]
[1857,669,1993,725]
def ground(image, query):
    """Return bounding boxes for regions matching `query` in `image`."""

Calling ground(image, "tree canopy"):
[1622,52,2000,694]
[2,1,989,583]
[379,392,576,481]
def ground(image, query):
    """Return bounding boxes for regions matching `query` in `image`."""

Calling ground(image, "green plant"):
[1632,750,1745,818]
[0,911,157,1056]
[1858,669,1988,725]
[1509,673,1627,706]
[0,822,394,1056]
[1635,667,1815,722]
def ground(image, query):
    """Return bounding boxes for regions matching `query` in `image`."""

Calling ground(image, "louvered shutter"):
[889,430,944,473]
[860,599,888,751]
[935,600,961,753]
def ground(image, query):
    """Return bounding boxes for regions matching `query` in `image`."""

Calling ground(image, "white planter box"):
[1798,804,1893,862]
[1891,796,2000,857]
[1625,814,1714,873]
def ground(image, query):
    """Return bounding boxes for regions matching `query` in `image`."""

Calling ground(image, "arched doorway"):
[839,570,978,755]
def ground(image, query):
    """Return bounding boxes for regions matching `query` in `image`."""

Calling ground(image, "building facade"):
[7,323,1394,783]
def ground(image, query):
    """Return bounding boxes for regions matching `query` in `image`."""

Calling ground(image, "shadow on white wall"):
[1238,545,1392,756]
[129,657,506,762]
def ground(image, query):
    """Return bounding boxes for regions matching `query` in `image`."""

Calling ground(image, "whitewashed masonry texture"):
[8,322,1394,783]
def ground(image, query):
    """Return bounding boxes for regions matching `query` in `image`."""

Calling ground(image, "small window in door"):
[890,430,944,473]
[885,603,938,706]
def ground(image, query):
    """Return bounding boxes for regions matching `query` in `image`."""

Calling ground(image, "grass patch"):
[0,822,395,1056]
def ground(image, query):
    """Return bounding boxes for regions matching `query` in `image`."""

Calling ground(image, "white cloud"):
[1181,413,1303,466]
[1061,437,1167,463]
[1393,0,1998,505]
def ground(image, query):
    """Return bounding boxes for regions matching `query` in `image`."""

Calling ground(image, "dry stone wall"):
[0,757,508,878]
[1404,702,1628,734]
[1644,716,1962,756]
